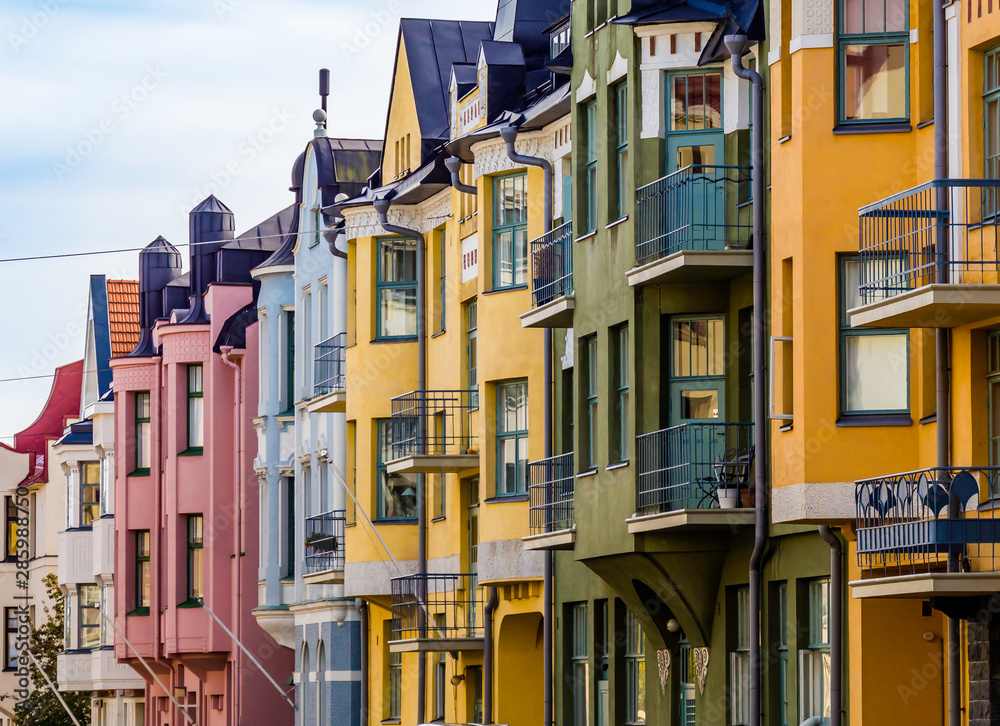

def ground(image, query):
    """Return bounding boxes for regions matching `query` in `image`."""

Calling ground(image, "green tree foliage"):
[14,573,91,725]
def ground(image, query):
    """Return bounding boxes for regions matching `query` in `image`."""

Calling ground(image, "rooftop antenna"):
[319,68,330,127]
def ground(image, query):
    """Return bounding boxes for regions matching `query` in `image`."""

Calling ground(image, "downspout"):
[221,347,245,724]
[818,526,842,726]
[444,157,477,195]
[356,599,369,724]
[483,587,500,724]
[373,198,427,724]
[499,123,554,726]
[725,36,767,726]
[152,357,175,720]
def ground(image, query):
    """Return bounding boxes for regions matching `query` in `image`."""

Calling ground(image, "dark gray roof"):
[479,40,525,67]
[225,204,296,252]
[290,138,383,194]
[452,63,479,96]
[494,0,571,63]
[255,209,299,269]
[190,194,232,215]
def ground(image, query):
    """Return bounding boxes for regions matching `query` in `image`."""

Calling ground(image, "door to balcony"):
[666,133,726,252]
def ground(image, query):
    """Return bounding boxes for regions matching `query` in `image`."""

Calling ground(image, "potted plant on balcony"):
[716,482,740,509]
[304,531,338,552]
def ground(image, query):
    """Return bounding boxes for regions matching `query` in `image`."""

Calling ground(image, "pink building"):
[110,198,294,726]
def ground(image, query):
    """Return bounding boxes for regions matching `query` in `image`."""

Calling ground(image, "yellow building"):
[331,8,571,725]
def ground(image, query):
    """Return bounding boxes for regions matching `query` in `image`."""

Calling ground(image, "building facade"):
[55,275,146,725]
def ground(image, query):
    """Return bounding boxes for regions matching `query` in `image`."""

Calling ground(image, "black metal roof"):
[225,204,296,252]
[494,0,572,64]
[213,299,258,353]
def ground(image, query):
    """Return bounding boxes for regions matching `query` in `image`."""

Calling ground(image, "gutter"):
[725,36,767,726]
[373,198,427,724]
[500,123,554,726]
[818,526,843,726]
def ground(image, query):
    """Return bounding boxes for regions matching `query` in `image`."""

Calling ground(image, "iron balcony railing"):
[528,452,575,535]
[635,164,752,266]
[858,179,1000,304]
[314,333,346,397]
[390,573,484,641]
[530,222,573,308]
[303,510,345,574]
[390,390,478,460]
[856,467,1000,578]
[636,422,754,516]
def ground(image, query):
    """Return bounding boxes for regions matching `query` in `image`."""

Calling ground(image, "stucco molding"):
[476,539,545,582]
[342,191,452,242]
[472,133,557,180]
[344,554,460,597]
[771,481,856,523]
[640,68,662,139]
[789,33,834,53]
[607,51,628,85]
[576,69,596,103]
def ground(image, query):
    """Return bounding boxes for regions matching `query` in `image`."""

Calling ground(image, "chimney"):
[127,236,183,357]
[177,195,235,324]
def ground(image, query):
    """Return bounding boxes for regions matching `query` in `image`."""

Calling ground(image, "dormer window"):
[550,22,570,59]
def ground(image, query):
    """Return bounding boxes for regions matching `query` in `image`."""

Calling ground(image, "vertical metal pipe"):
[818,527,842,726]
[483,587,500,724]
[500,124,554,726]
[356,599,369,725]
[726,36,766,726]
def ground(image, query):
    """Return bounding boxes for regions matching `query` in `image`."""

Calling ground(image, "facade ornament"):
[656,649,671,695]
[693,647,710,694]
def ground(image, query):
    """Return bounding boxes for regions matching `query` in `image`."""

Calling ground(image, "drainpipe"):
[444,157,478,196]
[483,587,500,724]
[818,526,842,726]
[221,346,244,724]
[356,599,369,724]
[725,36,767,726]
[152,357,176,720]
[500,123,554,726]
[374,198,427,724]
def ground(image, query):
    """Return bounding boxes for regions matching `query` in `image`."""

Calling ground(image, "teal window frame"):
[985,47,1000,215]
[800,578,831,724]
[183,514,204,606]
[777,582,790,726]
[615,83,629,220]
[376,420,418,521]
[132,391,151,476]
[439,228,447,332]
[184,364,204,454]
[583,334,598,470]
[612,324,630,463]
[376,236,418,340]
[492,172,529,290]
[666,70,724,134]
[467,300,479,409]
[730,585,751,725]
[583,101,598,233]
[625,609,646,725]
[495,380,529,496]
[837,0,909,124]
[988,332,1000,494]
[132,530,151,616]
[570,603,589,726]
[838,256,910,416]
[388,641,402,719]
[78,584,100,650]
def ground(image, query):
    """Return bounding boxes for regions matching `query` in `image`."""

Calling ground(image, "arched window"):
[300,643,310,724]
[315,641,326,725]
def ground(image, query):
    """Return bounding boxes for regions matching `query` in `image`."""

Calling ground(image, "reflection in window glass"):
[377,420,418,519]
[670,73,722,131]
[493,174,529,289]
[377,238,418,338]
[496,381,529,495]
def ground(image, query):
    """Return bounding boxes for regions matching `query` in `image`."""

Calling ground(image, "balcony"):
[627,422,755,534]
[302,510,345,586]
[523,453,575,551]
[626,165,753,287]
[307,333,346,413]
[850,467,1000,599]
[386,390,479,474]
[850,180,1000,329]
[520,222,574,328]
[389,573,484,652]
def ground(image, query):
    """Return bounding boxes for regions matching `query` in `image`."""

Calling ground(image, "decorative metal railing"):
[314,333,346,397]
[530,222,574,308]
[390,573,484,641]
[389,390,478,460]
[636,422,754,515]
[858,179,1000,305]
[635,165,752,266]
[528,452,575,535]
[855,467,1000,578]
[303,510,345,574]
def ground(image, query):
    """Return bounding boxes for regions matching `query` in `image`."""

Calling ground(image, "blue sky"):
[0,0,498,442]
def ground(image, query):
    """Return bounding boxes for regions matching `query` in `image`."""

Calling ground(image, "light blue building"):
[252,109,381,726]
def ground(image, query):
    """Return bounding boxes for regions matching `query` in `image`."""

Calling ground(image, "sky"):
[0,0,498,443]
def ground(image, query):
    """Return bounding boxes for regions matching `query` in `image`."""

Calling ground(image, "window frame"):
[376,236,419,340]
[491,172,529,291]
[799,578,832,724]
[376,420,418,521]
[4,608,18,671]
[570,603,589,726]
[730,585,751,726]
[495,380,530,496]
[625,609,646,725]
[388,641,402,720]
[583,101,598,233]
[612,324,630,464]
[132,530,151,616]
[438,228,447,333]
[284,312,296,411]
[467,300,479,409]
[836,0,910,125]
[985,47,1000,215]
[184,364,204,455]
[4,498,17,562]
[79,461,100,528]
[183,514,204,606]
[838,255,910,416]
[132,391,151,476]
[666,70,724,135]
[614,83,629,220]
[77,584,100,651]
[582,335,599,471]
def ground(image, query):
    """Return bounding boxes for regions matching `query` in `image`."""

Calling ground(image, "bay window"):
[376,237,418,339]
[838,0,908,123]
[492,173,528,289]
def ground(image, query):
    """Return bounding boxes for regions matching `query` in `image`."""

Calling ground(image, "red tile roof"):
[107,280,140,357]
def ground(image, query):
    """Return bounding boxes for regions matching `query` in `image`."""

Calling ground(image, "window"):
[284,477,295,577]
[612,325,629,463]
[986,48,1000,214]
[777,583,790,726]
[318,281,329,342]
[571,603,589,726]
[78,584,100,649]
[434,616,447,720]
[284,313,295,409]
[4,608,18,670]
[672,316,725,419]
[376,237,418,339]
[64,593,72,650]
[730,586,750,725]
[134,531,151,615]
[377,420,418,520]
[99,456,111,517]
[669,72,723,133]
[583,335,598,469]
[550,21,570,58]
[595,600,608,683]
[434,472,445,519]
[496,381,529,495]
[186,364,204,452]
[840,257,909,414]
[303,291,312,393]
[438,229,447,333]
[838,0,908,123]
[100,586,109,645]
[466,301,479,409]
[80,462,100,527]
[186,515,204,603]
[387,641,402,720]
[492,173,528,289]
[584,102,598,232]
[625,610,646,725]
[133,392,151,474]
[799,579,832,724]
[4,498,17,561]
[467,665,483,724]
[614,84,629,220]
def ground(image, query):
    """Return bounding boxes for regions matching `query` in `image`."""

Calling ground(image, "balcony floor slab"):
[849,572,1000,598]
[848,284,1000,329]
[387,454,480,474]
[520,295,575,328]
[626,508,755,534]
[303,569,345,587]
[626,249,753,287]
[388,637,485,653]
[521,528,575,551]
[306,390,346,414]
